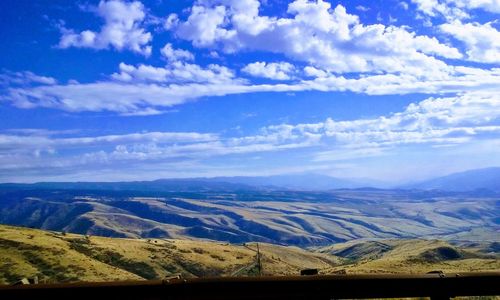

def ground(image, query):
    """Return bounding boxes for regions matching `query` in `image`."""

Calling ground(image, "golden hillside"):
[0,224,338,284]
[319,239,500,274]
[0,224,498,285]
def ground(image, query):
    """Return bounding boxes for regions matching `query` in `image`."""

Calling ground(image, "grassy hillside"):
[1,225,499,285]
[318,239,500,274]
[0,225,339,284]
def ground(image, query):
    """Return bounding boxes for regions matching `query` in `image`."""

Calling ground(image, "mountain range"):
[402,167,500,192]
[1,167,499,192]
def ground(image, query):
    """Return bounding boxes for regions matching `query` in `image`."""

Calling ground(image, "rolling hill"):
[0,224,339,284]
[0,189,498,246]
[0,225,498,285]
[318,239,500,274]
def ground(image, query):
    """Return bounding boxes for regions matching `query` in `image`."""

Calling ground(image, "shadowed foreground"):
[1,273,499,300]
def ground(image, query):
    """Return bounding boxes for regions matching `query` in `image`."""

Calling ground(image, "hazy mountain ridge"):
[1,167,499,192]
[208,174,381,190]
[0,179,257,192]
[0,174,372,192]
[403,167,500,192]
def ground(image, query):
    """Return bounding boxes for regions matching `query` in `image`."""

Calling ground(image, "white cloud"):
[465,0,500,13]
[111,61,236,84]
[0,71,57,86]
[175,5,231,47]
[355,5,370,12]
[172,0,462,75]
[313,147,388,162]
[111,63,169,82]
[412,0,500,18]
[304,66,328,78]
[59,0,152,56]
[399,2,409,10]
[160,43,195,62]
[262,90,500,159]
[1,90,499,181]
[242,62,295,80]
[302,66,500,95]
[164,13,179,30]
[2,81,232,114]
[411,0,469,20]
[0,125,319,176]
[441,21,500,63]
[0,131,216,152]
[3,66,500,114]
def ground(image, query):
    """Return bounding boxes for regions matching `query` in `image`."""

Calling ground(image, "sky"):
[0,0,499,183]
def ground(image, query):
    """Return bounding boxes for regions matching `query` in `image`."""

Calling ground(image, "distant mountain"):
[3,169,499,192]
[0,179,257,192]
[403,167,500,192]
[209,174,374,190]
[0,173,376,192]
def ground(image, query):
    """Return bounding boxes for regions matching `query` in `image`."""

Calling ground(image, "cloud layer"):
[1,90,498,181]
[1,0,500,181]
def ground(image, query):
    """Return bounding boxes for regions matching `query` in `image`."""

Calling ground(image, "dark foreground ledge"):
[1,273,499,300]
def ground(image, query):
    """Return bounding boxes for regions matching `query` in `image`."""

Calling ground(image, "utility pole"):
[256,243,262,276]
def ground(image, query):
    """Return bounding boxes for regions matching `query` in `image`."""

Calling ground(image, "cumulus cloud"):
[466,0,500,13]
[409,0,500,63]
[160,43,195,62]
[2,1,499,116]
[58,0,152,56]
[304,66,328,78]
[164,13,179,30]
[242,62,295,80]
[171,0,462,75]
[175,5,231,47]
[441,21,500,63]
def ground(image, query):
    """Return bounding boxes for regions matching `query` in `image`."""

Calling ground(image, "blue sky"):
[0,0,499,183]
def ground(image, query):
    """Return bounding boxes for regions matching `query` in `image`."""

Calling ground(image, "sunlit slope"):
[0,189,498,246]
[0,225,338,284]
[318,239,500,274]
[1,224,499,285]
